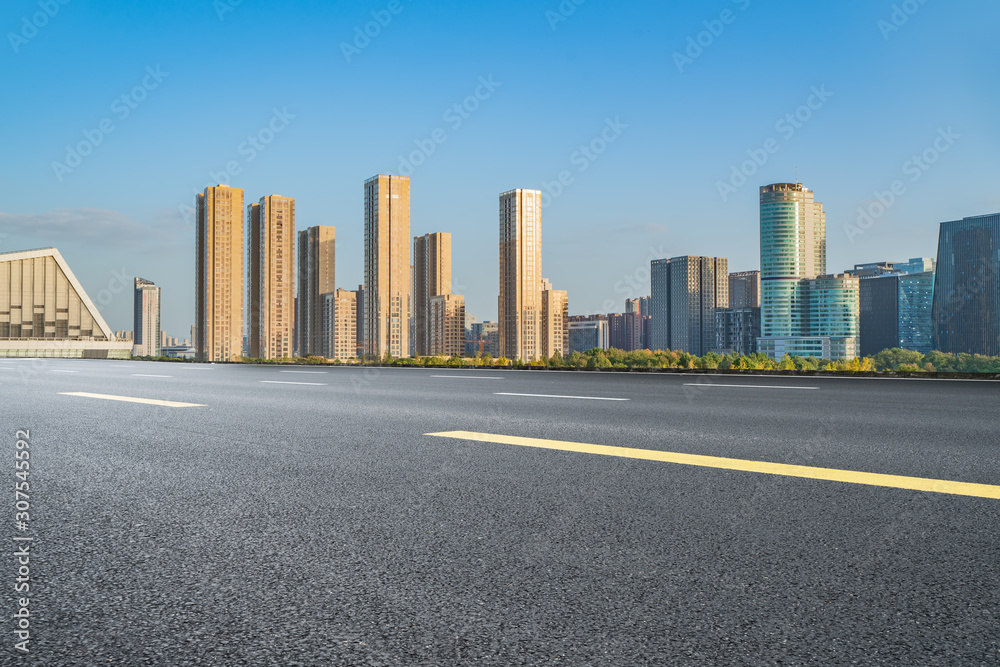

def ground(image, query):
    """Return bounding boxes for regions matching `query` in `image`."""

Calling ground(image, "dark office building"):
[860,275,900,357]
[933,213,1000,355]
[715,307,761,356]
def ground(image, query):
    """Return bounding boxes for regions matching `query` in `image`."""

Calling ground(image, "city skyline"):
[4,2,997,337]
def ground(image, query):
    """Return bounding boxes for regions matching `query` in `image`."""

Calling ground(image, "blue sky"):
[2,0,998,337]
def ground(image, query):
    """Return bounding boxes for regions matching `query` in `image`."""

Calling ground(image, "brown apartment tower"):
[196,185,244,362]
[297,226,335,357]
[364,175,411,359]
[499,189,543,361]
[413,232,452,356]
[249,195,295,359]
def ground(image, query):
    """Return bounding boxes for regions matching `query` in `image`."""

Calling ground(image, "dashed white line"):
[60,392,206,408]
[494,392,629,402]
[50,370,79,373]
[684,384,819,390]
[259,380,327,386]
[431,376,503,380]
[279,371,329,374]
[132,374,173,378]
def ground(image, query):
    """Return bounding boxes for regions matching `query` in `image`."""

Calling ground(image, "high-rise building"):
[413,232,452,356]
[757,182,859,360]
[322,287,359,361]
[249,195,295,360]
[196,185,244,362]
[429,293,466,357]
[0,248,132,358]
[649,256,728,355]
[365,175,411,359]
[133,277,161,357]
[933,213,1000,355]
[499,189,543,361]
[729,271,761,309]
[541,279,569,358]
[297,226,335,358]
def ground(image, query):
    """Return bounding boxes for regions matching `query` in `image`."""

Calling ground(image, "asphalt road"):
[1,359,998,665]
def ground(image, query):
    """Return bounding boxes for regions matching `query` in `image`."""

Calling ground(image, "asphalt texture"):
[1,358,998,666]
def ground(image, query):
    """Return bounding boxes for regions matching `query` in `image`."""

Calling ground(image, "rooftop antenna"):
[795,166,799,184]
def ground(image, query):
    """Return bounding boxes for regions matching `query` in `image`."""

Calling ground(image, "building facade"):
[249,195,295,360]
[322,287,359,361]
[468,320,499,357]
[196,185,244,362]
[133,277,161,357]
[413,232,452,356]
[541,280,569,358]
[499,189,543,361]
[933,213,1000,355]
[0,248,132,358]
[569,319,609,355]
[429,293,466,357]
[365,175,411,359]
[729,270,761,309]
[649,255,728,355]
[297,225,335,357]
[715,307,761,356]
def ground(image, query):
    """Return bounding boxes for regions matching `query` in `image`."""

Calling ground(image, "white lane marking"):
[431,375,503,379]
[684,384,819,390]
[259,380,328,386]
[132,374,173,378]
[50,370,79,373]
[59,392,206,408]
[279,371,329,374]
[494,392,629,401]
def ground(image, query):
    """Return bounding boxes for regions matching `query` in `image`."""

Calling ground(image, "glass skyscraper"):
[758,182,860,360]
[932,213,1000,355]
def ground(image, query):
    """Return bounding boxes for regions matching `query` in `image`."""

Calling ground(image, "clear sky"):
[2,0,998,337]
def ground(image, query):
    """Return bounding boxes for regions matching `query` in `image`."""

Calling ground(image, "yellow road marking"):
[426,431,1000,500]
[59,392,207,408]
